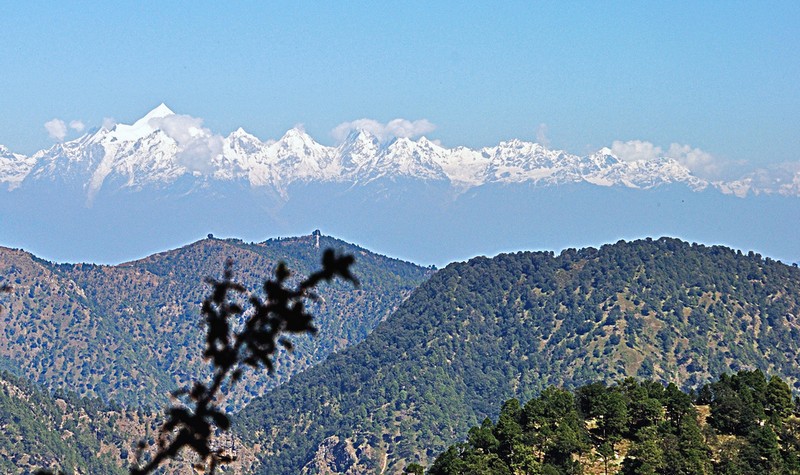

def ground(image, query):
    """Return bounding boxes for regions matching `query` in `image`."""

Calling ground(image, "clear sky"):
[1,1,798,177]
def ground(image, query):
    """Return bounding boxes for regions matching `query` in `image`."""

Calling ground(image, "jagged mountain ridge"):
[0,104,723,199]
[3,104,797,268]
[0,145,35,191]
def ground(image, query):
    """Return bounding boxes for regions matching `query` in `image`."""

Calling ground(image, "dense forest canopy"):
[3,236,800,474]
[428,370,800,475]
[238,237,800,473]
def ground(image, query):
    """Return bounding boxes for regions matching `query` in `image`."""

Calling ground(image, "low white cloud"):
[610,140,664,163]
[610,140,735,180]
[331,118,436,143]
[44,118,68,141]
[149,114,223,173]
[69,120,85,132]
[536,123,551,148]
[745,162,800,188]
[665,143,724,180]
[716,161,800,197]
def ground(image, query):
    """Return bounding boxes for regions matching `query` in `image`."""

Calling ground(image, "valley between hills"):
[2,234,800,474]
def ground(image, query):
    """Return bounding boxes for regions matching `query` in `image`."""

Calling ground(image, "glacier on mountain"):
[0,145,36,191]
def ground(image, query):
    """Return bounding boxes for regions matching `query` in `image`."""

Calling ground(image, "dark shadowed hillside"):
[0,370,263,474]
[0,233,431,409]
[0,371,128,474]
[237,237,800,474]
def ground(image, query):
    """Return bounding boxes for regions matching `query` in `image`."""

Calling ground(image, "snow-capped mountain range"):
[2,104,799,269]
[0,104,796,199]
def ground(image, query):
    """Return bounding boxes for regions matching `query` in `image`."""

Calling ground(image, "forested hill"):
[237,237,800,474]
[0,370,263,475]
[428,370,800,475]
[0,371,127,474]
[0,233,430,408]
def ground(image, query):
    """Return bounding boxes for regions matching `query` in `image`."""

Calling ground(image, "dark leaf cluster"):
[130,249,357,474]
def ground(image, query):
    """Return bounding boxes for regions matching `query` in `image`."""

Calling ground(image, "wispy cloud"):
[69,120,85,132]
[664,143,728,180]
[535,123,550,148]
[45,118,88,141]
[44,118,68,141]
[609,140,740,180]
[102,117,117,130]
[149,114,223,173]
[609,140,663,163]
[331,118,436,143]
[742,162,800,191]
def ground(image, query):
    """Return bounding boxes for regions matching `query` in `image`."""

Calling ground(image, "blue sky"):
[1,2,798,176]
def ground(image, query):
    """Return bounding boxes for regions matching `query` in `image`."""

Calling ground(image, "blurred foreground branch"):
[131,249,357,474]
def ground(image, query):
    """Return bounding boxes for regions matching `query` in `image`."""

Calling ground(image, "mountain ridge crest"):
[1,104,797,198]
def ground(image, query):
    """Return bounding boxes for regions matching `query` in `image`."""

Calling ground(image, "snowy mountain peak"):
[586,148,621,168]
[595,147,616,157]
[266,127,335,183]
[0,146,34,190]
[227,127,262,146]
[109,103,176,142]
[334,129,381,174]
[387,136,414,149]
[0,105,788,198]
[230,127,251,137]
[416,137,448,156]
[131,103,176,130]
[338,129,379,154]
[281,126,311,140]
[275,127,329,155]
[344,128,379,144]
[144,103,175,120]
[371,136,448,182]
[498,138,541,150]
[225,127,265,166]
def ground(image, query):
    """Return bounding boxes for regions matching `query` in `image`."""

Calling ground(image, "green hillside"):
[237,237,800,474]
[0,369,264,475]
[0,371,127,474]
[428,370,800,475]
[0,233,430,409]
